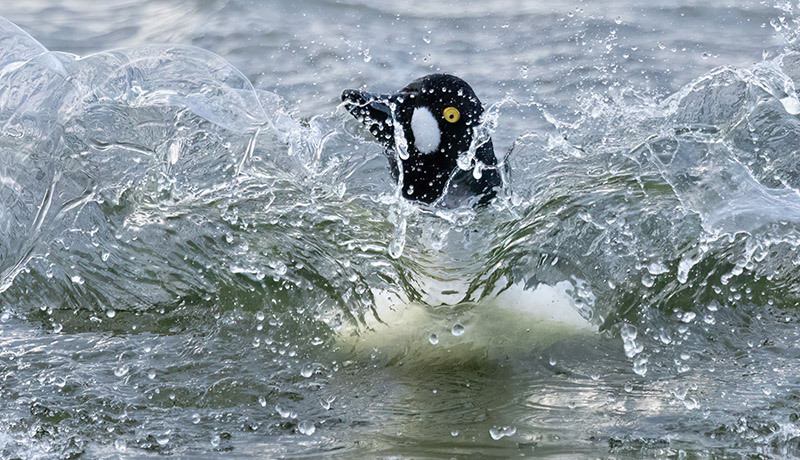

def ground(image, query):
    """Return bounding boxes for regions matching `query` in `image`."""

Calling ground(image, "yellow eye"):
[443,107,460,123]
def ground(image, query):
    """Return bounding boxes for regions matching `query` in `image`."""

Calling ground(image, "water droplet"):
[301,364,314,378]
[298,420,316,436]
[451,430,459,437]
[256,311,265,322]
[472,164,483,179]
[192,413,201,424]
[106,309,116,318]
[147,370,156,380]
[647,262,669,275]
[489,425,516,440]
[388,238,405,259]
[70,275,84,285]
[210,434,221,447]
[451,324,465,336]
[320,395,336,410]
[276,405,292,418]
[633,355,648,376]
[53,323,63,333]
[680,311,696,323]
[429,333,439,345]
[621,323,640,358]
[271,261,288,276]
[156,431,170,446]
[167,139,181,165]
[114,364,129,378]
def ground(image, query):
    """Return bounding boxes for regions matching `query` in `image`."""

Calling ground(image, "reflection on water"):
[1,0,800,457]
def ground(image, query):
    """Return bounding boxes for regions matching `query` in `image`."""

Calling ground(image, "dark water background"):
[2,0,800,458]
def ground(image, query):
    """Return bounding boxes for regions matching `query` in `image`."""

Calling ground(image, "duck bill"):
[341,89,399,147]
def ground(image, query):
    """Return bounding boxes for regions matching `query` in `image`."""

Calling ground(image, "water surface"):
[1,0,800,458]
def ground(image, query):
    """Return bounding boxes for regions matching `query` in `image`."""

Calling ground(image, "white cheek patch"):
[410,106,441,154]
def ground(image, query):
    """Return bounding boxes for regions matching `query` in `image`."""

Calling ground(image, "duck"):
[341,74,501,206]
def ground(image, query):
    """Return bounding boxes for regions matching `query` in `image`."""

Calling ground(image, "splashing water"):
[2,1,800,457]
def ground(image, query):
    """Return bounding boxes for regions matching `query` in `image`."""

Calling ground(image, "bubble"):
[451,430,459,437]
[106,309,116,318]
[210,435,221,447]
[451,324,465,336]
[192,413,201,424]
[147,370,156,380]
[429,333,439,345]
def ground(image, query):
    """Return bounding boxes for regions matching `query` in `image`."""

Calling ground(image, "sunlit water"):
[2,0,800,457]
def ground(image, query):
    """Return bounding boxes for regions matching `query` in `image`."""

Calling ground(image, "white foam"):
[337,278,597,362]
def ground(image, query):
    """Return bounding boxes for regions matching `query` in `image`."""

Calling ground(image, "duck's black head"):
[341,74,500,205]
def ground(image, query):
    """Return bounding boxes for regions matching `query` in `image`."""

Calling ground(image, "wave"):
[1,13,800,341]
[2,12,800,456]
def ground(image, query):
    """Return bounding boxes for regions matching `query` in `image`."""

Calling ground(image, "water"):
[2,0,800,457]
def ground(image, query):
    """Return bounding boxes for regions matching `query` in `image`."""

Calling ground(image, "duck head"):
[342,74,500,205]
